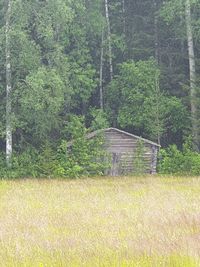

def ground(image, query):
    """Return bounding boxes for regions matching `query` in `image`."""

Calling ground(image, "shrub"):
[159,138,200,175]
[54,116,110,178]
[0,116,110,179]
[0,148,39,179]
[37,143,58,178]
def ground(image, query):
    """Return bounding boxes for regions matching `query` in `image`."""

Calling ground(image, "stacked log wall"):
[103,129,158,175]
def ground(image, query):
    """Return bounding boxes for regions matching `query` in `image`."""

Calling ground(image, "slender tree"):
[185,0,198,150]
[154,72,162,146]
[153,0,159,63]
[121,0,126,34]
[104,0,113,81]
[100,30,104,110]
[5,0,12,167]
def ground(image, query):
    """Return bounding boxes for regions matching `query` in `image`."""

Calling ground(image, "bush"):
[0,144,59,179]
[0,116,110,179]
[159,138,200,175]
[0,148,39,179]
[54,116,110,178]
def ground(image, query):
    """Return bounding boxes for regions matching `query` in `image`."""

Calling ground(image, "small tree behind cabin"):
[56,115,110,178]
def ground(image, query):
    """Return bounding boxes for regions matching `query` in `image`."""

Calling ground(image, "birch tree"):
[99,30,104,109]
[5,0,12,167]
[161,0,199,149]
[185,0,198,150]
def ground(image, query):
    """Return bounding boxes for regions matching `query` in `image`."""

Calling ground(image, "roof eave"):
[67,127,161,148]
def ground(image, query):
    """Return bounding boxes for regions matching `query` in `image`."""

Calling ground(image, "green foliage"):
[0,148,39,179]
[0,113,110,178]
[160,0,185,25]
[69,53,97,109]
[89,108,109,131]
[0,0,199,174]
[15,67,65,140]
[159,137,200,175]
[54,115,109,178]
[106,59,188,142]
[37,143,57,178]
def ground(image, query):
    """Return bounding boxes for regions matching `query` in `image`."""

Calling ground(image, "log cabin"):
[67,128,160,176]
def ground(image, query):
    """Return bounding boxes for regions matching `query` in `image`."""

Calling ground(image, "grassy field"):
[0,176,200,266]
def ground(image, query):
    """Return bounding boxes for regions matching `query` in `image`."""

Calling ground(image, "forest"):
[0,0,200,177]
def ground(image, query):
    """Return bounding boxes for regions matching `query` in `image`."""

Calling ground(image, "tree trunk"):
[153,0,159,63]
[154,0,161,145]
[185,0,199,150]
[155,74,161,146]
[104,0,113,81]
[100,30,104,110]
[6,0,12,167]
[122,0,126,34]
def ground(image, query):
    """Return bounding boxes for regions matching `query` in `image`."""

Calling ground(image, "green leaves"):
[0,0,198,170]
[17,67,65,138]
[55,115,108,178]
[35,0,74,46]
[106,59,187,142]
[160,0,185,24]
[159,137,200,175]
[10,30,40,78]
[0,0,99,148]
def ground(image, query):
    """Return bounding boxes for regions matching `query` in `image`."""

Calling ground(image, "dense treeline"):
[0,0,200,175]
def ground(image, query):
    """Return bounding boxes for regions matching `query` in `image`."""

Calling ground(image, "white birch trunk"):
[185,0,199,149]
[6,0,12,167]
[104,0,113,81]
[100,30,104,110]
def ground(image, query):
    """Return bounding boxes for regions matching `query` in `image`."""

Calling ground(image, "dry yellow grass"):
[0,176,200,266]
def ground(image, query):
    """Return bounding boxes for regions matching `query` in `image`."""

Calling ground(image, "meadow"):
[0,176,200,266]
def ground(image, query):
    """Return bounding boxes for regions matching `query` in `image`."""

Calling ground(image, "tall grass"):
[0,176,200,266]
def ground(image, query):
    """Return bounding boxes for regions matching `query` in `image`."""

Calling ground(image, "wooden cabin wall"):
[103,129,158,175]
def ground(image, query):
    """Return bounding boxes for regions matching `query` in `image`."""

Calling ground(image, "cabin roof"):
[67,127,161,148]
